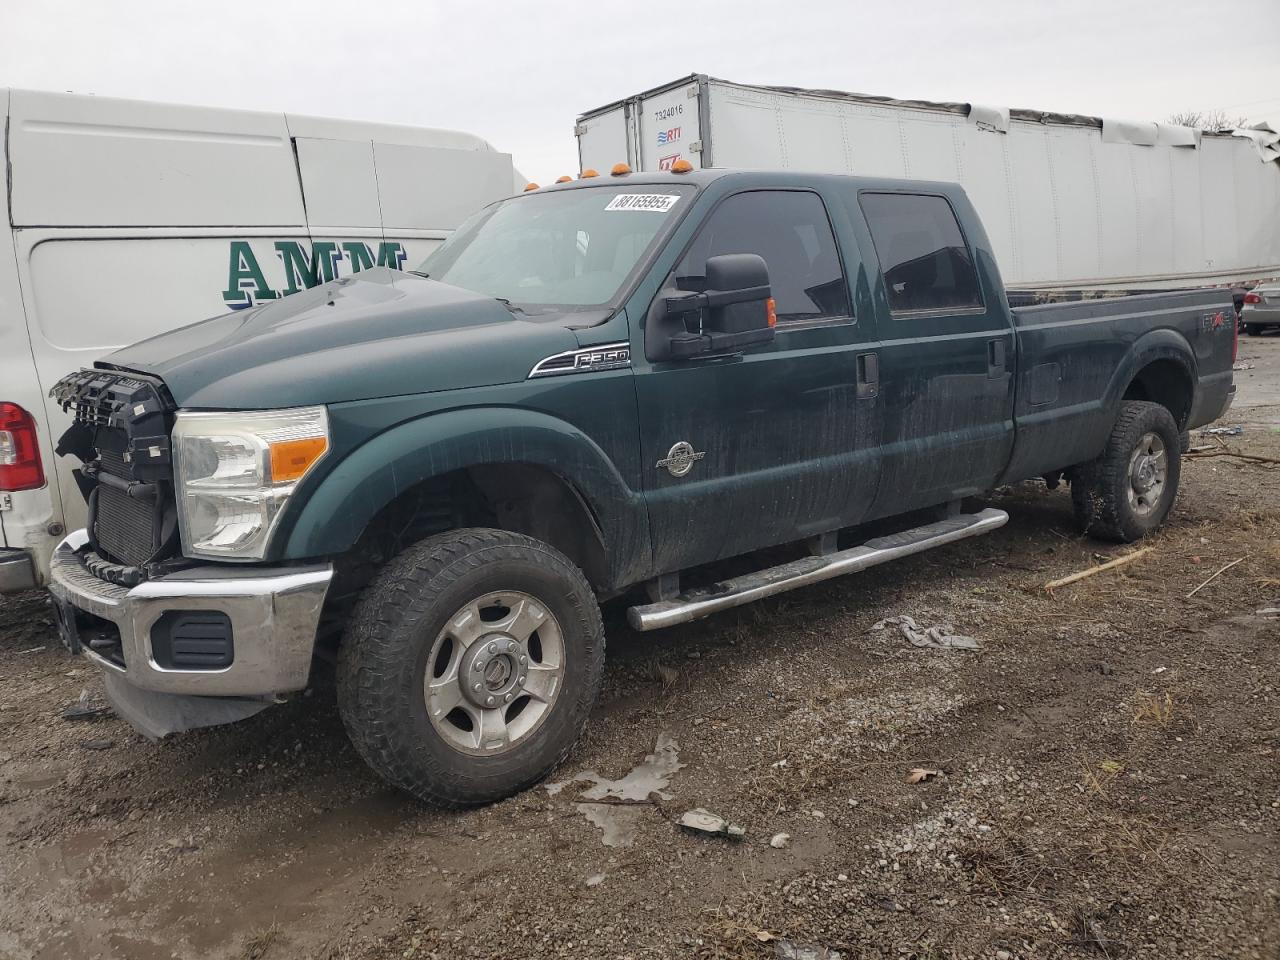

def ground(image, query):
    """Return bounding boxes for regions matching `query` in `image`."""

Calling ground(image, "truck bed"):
[1003,288,1236,484]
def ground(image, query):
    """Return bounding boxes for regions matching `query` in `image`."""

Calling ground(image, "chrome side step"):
[626,507,1009,632]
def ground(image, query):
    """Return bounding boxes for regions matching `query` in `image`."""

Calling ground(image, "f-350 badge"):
[656,441,705,478]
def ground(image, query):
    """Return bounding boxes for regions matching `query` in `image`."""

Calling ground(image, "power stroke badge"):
[656,441,705,478]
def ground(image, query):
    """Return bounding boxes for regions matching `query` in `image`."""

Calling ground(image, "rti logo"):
[658,154,682,171]
[657,126,681,145]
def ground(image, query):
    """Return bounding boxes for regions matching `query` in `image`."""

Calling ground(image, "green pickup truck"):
[48,169,1236,805]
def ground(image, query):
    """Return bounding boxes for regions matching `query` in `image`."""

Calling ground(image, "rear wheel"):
[1071,400,1181,542]
[337,528,604,806]
[1245,323,1263,336]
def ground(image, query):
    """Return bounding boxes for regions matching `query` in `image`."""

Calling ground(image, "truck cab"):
[47,167,1235,805]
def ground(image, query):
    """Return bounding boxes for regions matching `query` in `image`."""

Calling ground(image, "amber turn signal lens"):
[611,162,631,176]
[670,159,694,173]
[523,182,540,192]
[270,436,328,483]
[766,297,777,328]
[555,175,572,183]
[580,168,600,178]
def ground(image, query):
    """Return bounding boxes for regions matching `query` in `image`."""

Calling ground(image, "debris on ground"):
[871,615,979,650]
[775,939,844,959]
[80,739,114,751]
[60,689,111,722]
[549,733,685,848]
[677,808,745,839]
[1044,546,1152,593]
[1201,425,1244,436]
[585,873,605,887]
[906,767,943,784]
[769,832,791,849]
[1185,556,1246,598]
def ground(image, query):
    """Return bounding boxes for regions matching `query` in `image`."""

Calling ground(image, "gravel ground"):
[1,337,1278,960]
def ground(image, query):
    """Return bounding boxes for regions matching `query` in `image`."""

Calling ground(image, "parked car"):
[0,88,519,595]
[46,169,1235,806]
[1242,284,1280,335]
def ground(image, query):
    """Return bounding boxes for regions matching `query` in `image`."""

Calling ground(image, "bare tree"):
[1167,109,1249,131]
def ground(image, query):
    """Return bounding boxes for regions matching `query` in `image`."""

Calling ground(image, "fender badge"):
[656,441,705,478]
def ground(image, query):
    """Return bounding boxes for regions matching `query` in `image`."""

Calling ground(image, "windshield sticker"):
[605,194,681,213]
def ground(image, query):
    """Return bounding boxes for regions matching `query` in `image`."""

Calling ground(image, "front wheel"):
[1071,400,1182,542]
[337,528,605,806]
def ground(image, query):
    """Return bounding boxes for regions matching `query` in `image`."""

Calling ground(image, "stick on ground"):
[1186,556,1246,599]
[1045,547,1153,593]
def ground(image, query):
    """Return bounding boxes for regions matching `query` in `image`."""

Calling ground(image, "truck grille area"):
[95,449,161,567]
[50,367,178,578]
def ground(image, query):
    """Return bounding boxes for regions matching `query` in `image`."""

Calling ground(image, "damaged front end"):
[46,368,332,737]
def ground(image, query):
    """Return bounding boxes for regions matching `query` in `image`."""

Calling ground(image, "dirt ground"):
[2,337,1278,960]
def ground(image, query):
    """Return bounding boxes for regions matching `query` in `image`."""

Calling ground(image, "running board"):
[626,507,1009,632]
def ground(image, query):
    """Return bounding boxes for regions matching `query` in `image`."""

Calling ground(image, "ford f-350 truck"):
[47,168,1235,805]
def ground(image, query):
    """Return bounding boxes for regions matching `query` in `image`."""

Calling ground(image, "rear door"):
[632,187,880,574]
[853,191,1015,519]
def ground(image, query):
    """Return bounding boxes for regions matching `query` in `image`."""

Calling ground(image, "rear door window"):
[859,193,982,315]
[674,190,851,324]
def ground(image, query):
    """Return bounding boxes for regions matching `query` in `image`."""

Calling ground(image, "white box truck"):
[0,89,520,592]
[576,74,1280,293]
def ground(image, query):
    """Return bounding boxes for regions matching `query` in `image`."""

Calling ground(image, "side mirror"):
[645,253,776,361]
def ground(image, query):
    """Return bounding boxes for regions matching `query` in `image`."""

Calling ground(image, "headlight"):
[172,407,329,560]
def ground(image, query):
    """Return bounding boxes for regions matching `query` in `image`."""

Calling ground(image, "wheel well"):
[325,464,609,621]
[1122,359,1193,429]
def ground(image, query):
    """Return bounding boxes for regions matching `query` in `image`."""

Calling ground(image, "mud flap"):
[102,671,274,740]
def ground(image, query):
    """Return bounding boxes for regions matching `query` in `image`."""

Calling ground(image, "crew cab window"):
[674,191,851,324]
[859,193,982,315]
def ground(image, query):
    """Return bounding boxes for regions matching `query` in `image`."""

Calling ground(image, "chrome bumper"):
[48,530,331,698]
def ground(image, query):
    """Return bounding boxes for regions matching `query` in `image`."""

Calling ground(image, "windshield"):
[418,185,694,309]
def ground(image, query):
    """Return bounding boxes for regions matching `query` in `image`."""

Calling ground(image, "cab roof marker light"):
[611,162,631,176]
[580,168,600,178]
[555,175,572,183]
[670,159,694,174]
[523,182,540,192]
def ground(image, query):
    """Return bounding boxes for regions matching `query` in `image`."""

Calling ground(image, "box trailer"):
[575,74,1280,293]
[1,88,520,591]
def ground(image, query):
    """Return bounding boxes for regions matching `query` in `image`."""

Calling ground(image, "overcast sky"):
[3,0,1278,182]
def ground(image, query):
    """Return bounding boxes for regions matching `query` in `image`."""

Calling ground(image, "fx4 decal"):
[223,240,408,310]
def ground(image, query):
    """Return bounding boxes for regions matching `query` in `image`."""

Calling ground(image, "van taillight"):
[1243,293,1261,304]
[0,403,45,491]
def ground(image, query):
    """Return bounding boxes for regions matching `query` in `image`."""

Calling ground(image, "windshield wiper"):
[409,270,430,279]
[494,297,528,316]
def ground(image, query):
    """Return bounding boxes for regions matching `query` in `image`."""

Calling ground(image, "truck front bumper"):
[48,530,332,735]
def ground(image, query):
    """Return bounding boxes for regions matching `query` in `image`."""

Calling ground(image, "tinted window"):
[675,191,850,323]
[859,193,982,315]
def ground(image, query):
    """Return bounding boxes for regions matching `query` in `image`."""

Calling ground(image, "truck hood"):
[100,269,583,408]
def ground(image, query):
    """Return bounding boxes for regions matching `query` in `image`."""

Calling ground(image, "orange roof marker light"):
[580,168,600,178]
[670,158,694,174]
[611,162,632,176]
[555,175,573,183]
[523,182,540,192]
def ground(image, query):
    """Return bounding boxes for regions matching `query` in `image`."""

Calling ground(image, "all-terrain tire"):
[336,528,605,806]
[1071,400,1181,543]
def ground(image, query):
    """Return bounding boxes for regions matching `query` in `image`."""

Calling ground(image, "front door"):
[631,188,879,575]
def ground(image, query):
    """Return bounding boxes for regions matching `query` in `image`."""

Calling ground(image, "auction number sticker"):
[605,193,680,213]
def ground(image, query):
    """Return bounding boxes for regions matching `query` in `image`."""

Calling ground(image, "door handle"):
[987,339,1006,378]
[856,352,879,399]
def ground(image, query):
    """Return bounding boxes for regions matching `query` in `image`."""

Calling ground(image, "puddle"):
[548,733,684,847]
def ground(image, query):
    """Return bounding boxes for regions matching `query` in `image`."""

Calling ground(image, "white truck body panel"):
[577,75,1280,292]
[1,88,519,588]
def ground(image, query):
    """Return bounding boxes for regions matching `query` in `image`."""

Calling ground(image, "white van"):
[0,89,520,592]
